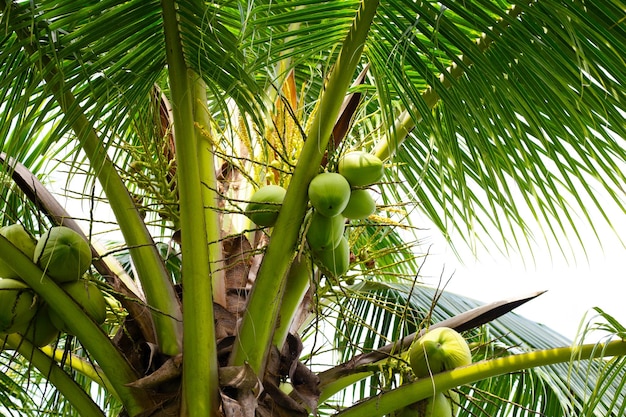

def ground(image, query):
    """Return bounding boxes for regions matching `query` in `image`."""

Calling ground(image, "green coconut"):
[49,280,107,333]
[341,189,376,220]
[338,151,384,187]
[34,226,92,283]
[307,173,351,217]
[0,278,38,334]
[19,304,59,347]
[313,236,350,277]
[394,391,458,417]
[244,185,287,227]
[0,224,37,280]
[306,211,345,251]
[409,327,472,378]
[417,392,454,417]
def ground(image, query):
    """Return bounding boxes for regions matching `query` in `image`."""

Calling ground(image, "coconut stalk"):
[2,334,106,417]
[272,255,312,348]
[191,73,227,308]
[0,0,183,356]
[333,339,626,417]
[160,1,220,415]
[229,0,380,376]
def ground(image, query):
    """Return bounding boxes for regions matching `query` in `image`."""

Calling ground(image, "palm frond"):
[1,333,124,417]
[242,0,362,72]
[363,0,626,252]
[1,0,262,183]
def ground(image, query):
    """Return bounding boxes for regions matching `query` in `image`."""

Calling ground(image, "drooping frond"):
[364,0,626,253]
[0,0,260,180]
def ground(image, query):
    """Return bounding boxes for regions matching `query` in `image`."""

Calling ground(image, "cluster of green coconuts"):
[245,150,384,277]
[399,327,472,417]
[0,224,106,347]
[247,153,471,416]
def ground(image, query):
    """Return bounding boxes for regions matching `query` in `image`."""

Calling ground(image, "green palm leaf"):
[366,0,626,250]
[0,0,260,176]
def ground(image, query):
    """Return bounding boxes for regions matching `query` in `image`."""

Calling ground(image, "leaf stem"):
[160,1,220,415]
[191,72,227,308]
[229,0,380,376]
[272,255,311,348]
[333,339,626,416]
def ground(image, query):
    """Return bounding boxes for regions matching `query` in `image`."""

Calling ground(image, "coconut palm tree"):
[0,0,625,416]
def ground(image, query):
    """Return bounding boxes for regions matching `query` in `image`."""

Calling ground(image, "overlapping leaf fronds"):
[0,355,40,417]
[3,0,623,253]
[241,1,362,77]
[0,334,124,416]
[366,0,626,252]
[0,0,260,180]
[311,282,626,416]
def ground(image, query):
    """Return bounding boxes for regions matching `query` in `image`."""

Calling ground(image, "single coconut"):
[341,189,376,220]
[244,185,287,227]
[409,327,472,378]
[338,151,384,187]
[19,304,59,347]
[34,226,92,283]
[308,173,351,217]
[417,392,454,417]
[0,278,38,334]
[313,236,350,277]
[306,211,345,251]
